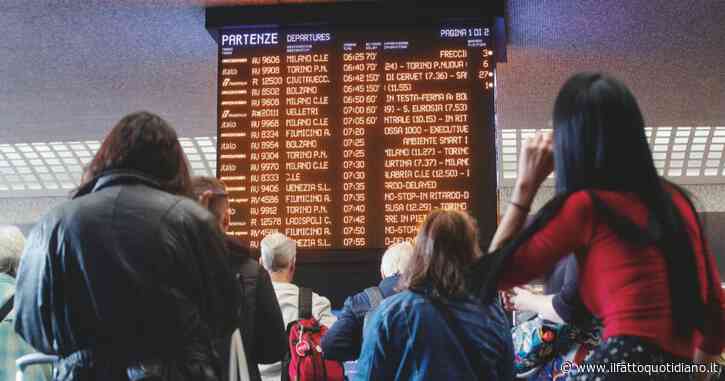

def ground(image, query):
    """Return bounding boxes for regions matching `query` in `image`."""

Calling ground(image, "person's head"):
[380,241,414,279]
[401,210,482,299]
[0,226,25,278]
[260,233,297,282]
[552,72,658,194]
[191,176,230,232]
[84,111,193,197]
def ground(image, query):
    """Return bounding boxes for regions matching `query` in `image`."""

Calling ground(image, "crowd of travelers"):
[0,73,723,381]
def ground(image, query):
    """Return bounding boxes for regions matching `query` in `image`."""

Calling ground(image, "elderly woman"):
[0,226,50,380]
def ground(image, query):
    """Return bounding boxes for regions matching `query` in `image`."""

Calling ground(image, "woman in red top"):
[485,73,724,380]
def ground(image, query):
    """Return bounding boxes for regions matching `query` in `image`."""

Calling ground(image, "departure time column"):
[340,46,381,248]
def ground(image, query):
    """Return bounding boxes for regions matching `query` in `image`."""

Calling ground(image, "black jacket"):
[225,237,286,381]
[14,172,240,381]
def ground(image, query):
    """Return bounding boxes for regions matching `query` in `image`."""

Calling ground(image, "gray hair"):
[380,241,414,278]
[0,226,25,277]
[260,232,297,272]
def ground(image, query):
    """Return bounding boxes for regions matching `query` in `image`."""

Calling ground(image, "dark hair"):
[401,209,482,299]
[84,111,193,197]
[488,73,709,337]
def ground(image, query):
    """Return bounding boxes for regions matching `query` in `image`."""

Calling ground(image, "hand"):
[500,291,515,311]
[198,190,214,210]
[509,287,538,313]
[515,131,554,204]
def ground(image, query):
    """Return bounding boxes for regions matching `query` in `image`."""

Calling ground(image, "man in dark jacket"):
[192,176,287,381]
[321,242,413,361]
[14,112,240,381]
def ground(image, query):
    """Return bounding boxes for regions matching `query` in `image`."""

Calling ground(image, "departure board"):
[216,24,495,250]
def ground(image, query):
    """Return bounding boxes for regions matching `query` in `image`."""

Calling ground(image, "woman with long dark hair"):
[15,111,240,381]
[356,210,513,381]
[481,73,724,380]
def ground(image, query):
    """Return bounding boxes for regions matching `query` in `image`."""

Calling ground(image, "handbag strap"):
[427,296,485,379]
[298,287,313,320]
[362,286,384,332]
[363,286,384,309]
[0,294,14,322]
[229,329,251,381]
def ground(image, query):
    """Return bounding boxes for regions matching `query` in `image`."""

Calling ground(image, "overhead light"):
[195,138,214,146]
[32,144,51,152]
[656,129,672,137]
[85,142,101,151]
[497,126,725,183]
[674,137,689,144]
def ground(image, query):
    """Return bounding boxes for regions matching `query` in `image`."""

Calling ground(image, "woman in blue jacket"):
[356,210,514,381]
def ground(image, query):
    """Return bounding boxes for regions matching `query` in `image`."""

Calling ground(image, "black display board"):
[208,2,501,305]
[214,24,497,250]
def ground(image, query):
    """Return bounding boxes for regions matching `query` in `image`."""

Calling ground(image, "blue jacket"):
[355,289,514,381]
[321,275,400,361]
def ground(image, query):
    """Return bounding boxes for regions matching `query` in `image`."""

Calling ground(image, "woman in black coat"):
[14,111,240,381]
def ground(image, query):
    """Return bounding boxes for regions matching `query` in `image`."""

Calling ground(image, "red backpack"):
[281,287,344,381]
